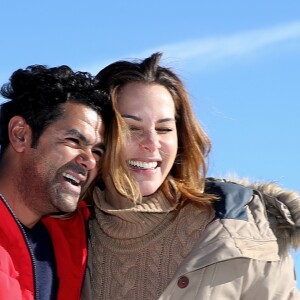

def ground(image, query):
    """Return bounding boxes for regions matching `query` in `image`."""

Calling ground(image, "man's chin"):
[54,194,80,213]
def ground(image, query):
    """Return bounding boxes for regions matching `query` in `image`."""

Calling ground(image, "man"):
[0,65,110,299]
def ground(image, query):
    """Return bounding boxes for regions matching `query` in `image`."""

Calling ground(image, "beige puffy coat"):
[159,179,300,300]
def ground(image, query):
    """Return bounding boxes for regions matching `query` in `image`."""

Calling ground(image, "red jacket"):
[0,196,90,300]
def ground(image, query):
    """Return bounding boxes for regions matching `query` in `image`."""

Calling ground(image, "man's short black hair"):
[0,65,112,154]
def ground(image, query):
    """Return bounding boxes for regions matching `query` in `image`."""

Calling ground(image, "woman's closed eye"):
[156,127,174,134]
[129,126,142,132]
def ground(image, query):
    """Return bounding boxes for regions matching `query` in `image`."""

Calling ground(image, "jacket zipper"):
[0,195,39,300]
[80,212,90,293]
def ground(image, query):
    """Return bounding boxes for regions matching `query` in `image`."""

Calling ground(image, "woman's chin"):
[139,182,161,197]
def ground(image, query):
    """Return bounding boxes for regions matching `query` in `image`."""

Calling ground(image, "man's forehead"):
[60,104,102,125]
[49,113,103,138]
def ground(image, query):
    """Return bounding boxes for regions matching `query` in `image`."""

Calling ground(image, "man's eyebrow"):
[121,114,175,123]
[66,129,105,150]
[66,129,88,143]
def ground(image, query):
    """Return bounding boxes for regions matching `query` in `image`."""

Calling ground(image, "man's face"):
[20,102,105,215]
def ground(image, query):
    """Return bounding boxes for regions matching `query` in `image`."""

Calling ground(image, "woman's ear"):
[8,116,32,153]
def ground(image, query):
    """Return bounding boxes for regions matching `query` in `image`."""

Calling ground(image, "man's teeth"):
[63,173,80,184]
[128,160,158,169]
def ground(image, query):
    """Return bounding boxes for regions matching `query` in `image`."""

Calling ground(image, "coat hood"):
[232,179,300,251]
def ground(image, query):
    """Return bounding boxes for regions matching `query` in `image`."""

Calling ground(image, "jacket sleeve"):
[207,255,299,300]
[0,247,30,299]
[240,254,299,300]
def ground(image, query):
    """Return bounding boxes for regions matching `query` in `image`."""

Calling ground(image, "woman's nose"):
[139,130,161,152]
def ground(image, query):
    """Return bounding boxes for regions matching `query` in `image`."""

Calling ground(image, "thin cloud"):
[158,20,300,60]
[85,20,300,74]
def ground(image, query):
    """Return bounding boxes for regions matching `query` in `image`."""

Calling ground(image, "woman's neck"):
[103,176,161,209]
[104,188,134,209]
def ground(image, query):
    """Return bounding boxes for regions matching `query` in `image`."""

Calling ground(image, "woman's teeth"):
[128,160,158,169]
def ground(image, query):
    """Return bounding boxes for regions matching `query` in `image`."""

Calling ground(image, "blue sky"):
[1,0,300,289]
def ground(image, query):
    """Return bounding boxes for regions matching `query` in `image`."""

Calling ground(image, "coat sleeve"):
[240,254,299,300]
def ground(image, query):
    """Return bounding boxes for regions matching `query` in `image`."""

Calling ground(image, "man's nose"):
[75,150,97,171]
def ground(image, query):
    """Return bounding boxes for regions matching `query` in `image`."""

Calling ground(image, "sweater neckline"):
[92,187,179,240]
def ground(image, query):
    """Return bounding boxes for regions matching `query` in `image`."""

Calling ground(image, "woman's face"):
[117,82,178,196]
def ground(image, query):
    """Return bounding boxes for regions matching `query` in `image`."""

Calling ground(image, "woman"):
[83,53,300,299]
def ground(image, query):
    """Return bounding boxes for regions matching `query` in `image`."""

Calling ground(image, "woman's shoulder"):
[205,178,253,221]
[205,177,300,251]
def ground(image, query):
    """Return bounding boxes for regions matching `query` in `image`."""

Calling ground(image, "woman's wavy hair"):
[94,52,215,207]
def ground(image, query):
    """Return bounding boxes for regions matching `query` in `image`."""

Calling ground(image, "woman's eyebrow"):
[122,114,175,123]
[121,114,141,121]
[157,118,176,124]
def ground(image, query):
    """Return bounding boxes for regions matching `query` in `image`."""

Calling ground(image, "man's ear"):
[8,116,32,153]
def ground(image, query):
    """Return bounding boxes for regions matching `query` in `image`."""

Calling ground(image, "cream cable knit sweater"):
[89,187,214,300]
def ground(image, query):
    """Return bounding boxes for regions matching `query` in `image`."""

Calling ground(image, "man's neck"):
[0,187,41,228]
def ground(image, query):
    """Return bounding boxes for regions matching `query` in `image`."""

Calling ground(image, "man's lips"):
[62,171,86,186]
